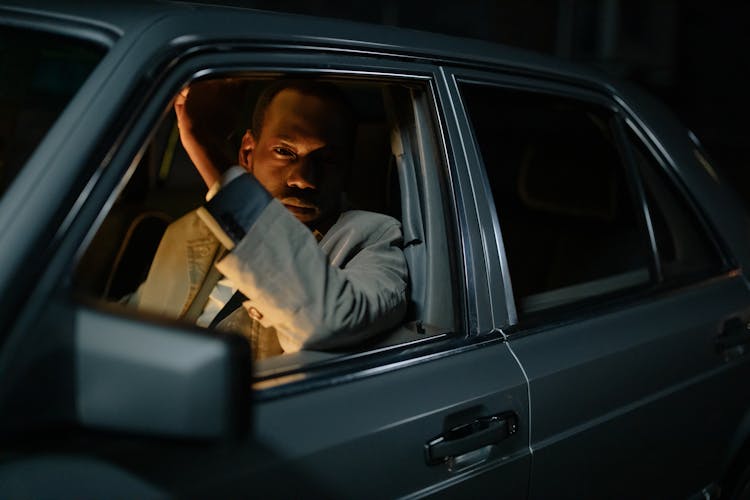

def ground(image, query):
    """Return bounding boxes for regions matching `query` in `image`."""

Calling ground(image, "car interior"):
[72,75,454,376]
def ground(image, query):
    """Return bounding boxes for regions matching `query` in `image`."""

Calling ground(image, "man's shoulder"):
[324,210,402,246]
[163,208,216,241]
[337,209,400,227]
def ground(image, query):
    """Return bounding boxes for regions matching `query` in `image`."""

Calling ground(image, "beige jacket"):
[131,199,408,356]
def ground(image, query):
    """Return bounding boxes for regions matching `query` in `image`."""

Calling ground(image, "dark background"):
[204,0,750,207]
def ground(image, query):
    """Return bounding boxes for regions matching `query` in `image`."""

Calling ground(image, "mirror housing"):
[75,306,250,439]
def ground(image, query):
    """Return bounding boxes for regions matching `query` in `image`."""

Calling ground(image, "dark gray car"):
[1,2,750,498]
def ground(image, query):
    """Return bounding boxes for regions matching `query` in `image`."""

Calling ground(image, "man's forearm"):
[197,169,272,250]
[197,175,408,351]
[214,202,408,352]
[174,85,235,189]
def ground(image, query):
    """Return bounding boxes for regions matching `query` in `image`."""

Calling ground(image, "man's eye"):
[273,147,296,159]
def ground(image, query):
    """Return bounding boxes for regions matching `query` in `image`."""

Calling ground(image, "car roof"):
[0,0,611,88]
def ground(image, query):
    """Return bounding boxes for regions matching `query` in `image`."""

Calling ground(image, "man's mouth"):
[280,197,320,219]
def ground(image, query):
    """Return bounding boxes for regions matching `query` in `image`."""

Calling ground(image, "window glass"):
[0,26,104,196]
[460,82,652,315]
[626,127,724,281]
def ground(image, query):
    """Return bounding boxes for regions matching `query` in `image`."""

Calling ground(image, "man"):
[130,79,408,359]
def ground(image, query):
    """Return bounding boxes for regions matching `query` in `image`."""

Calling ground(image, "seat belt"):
[208,290,248,329]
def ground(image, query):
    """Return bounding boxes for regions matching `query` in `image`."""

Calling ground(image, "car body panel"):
[0,9,534,496]
[445,63,750,496]
[252,340,530,498]
[511,275,750,498]
[1,2,750,498]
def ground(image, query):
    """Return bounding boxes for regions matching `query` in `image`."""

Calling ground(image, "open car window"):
[71,73,453,379]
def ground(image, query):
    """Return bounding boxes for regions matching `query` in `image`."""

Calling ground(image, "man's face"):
[239,88,351,226]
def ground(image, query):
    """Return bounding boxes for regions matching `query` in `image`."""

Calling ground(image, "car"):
[1,1,750,498]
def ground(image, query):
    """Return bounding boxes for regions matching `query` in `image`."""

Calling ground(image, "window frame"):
[0,7,119,48]
[449,69,675,331]
[618,115,734,288]
[29,46,480,400]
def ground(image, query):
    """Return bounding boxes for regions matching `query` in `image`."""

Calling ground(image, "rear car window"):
[0,26,105,196]
[625,127,725,282]
[460,82,653,316]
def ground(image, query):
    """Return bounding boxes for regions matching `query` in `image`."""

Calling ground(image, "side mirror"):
[75,306,250,439]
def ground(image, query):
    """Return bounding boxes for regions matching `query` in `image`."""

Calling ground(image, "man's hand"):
[174,81,239,189]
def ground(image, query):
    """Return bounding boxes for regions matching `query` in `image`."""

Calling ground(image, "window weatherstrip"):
[622,117,734,274]
[448,73,519,328]
[521,268,650,313]
[613,115,663,283]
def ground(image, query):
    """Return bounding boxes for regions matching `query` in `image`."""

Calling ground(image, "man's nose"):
[286,156,316,190]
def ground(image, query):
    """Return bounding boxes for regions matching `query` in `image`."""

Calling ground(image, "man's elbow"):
[277,289,408,353]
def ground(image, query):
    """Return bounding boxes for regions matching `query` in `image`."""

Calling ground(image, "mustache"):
[278,195,319,209]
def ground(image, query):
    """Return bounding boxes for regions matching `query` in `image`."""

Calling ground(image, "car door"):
[0,11,532,498]
[449,68,750,498]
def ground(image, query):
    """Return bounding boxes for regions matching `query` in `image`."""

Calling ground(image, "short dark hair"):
[251,78,357,144]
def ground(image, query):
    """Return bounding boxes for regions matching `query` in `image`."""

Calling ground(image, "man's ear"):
[238,129,256,171]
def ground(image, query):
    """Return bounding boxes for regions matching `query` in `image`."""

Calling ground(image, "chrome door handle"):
[715,317,750,361]
[716,317,750,350]
[424,412,518,465]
